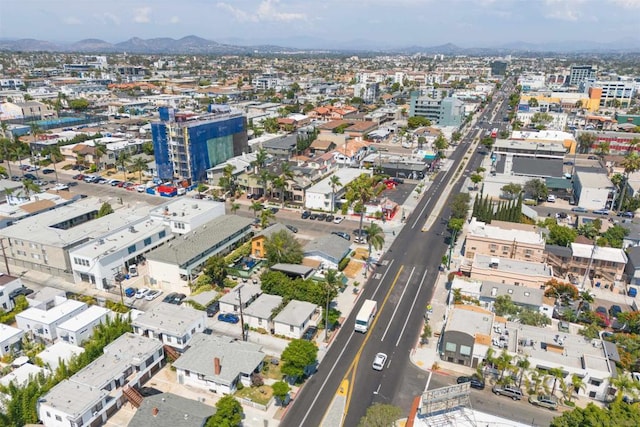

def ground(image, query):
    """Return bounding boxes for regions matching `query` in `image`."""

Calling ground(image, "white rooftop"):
[37,342,85,371]
[56,305,111,333]
[70,217,169,259]
[494,139,567,153]
[306,169,372,194]
[40,379,109,419]
[473,254,553,278]
[132,304,205,336]
[0,323,23,343]
[149,199,225,222]
[0,199,148,247]
[17,299,87,324]
[0,363,48,387]
[511,130,575,142]
[467,217,544,246]
[0,191,76,220]
[571,242,628,264]
[575,170,614,189]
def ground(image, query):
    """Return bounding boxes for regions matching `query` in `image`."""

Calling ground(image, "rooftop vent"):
[129,226,137,233]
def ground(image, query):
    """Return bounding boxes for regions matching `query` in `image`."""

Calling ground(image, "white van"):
[128,264,138,277]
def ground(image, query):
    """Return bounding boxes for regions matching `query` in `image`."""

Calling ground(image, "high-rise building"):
[582,79,635,107]
[490,61,507,77]
[151,106,248,183]
[568,65,596,86]
[409,92,465,127]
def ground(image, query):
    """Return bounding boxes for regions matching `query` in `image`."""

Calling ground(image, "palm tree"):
[596,141,610,161]
[547,367,565,396]
[617,152,640,212]
[627,137,640,155]
[253,148,268,173]
[525,369,547,396]
[259,208,274,229]
[259,169,272,198]
[272,176,286,205]
[495,349,514,382]
[41,144,62,183]
[516,357,530,388]
[567,374,586,403]
[363,222,385,275]
[329,175,342,213]
[249,201,263,217]
[344,174,385,241]
[230,202,240,214]
[323,269,339,340]
[130,157,148,183]
[576,290,595,317]
[577,132,596,154]
[116,151,131,181]
[94,143,107,171]
[13,143,29,174]
[22,179,40,198]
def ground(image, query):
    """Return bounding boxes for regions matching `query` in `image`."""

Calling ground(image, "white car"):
[135,288,150,299]
[333,216,344,224]
[145,290,162,301]
[136,185,146,193]
[53,183,69,191]
[372,353,387,371]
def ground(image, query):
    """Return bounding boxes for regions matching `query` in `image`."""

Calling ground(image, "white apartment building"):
[149,199,225,235]
[0,274,25,311]
[0,324,24,357]
[305,168,372,211]
[132,304,206,352]
[37,341,85,371]
[584,79,636,107]
[56,306,112,346]
[69,217,173,289]
[16,299,88,342]
[516,111,568,131]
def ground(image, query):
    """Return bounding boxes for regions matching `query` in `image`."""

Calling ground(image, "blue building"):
[410,92,465,127]
[151,107,248,183]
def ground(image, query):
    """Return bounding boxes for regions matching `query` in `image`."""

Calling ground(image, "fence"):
[238,396,274,411]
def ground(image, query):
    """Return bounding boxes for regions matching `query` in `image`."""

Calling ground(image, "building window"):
[589,378,602,386]
[445,342,457,352]
[159,231,166,239]
[128,245,136,254]
[144,237,152,246]
[459,345,471,356]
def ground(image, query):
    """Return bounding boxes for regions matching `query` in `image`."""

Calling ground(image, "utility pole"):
[0,238,11,275]
[237,286,246,341]
[447,228,457,270]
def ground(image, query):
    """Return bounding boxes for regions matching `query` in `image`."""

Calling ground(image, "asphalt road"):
[282,82,511,427]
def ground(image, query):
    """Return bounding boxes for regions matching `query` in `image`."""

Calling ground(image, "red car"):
[117,181,126,188]
[594,309,611,327]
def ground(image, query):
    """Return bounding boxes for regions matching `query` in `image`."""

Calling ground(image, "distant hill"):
[0,35,638,55]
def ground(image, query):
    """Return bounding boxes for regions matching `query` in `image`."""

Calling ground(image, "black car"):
[309,213,318,220]
[162,292,186,304]
[325,215,335,222]
[391,177,405,184]
[9,286,34,299]
[302,326,317,341]
[42,168,55,174]
[269,207,279,214]
[23,173,37,181]
[609,304,623,318]
[206,301,220,317]
[617,211,634,218]
[457,375,485,390]
[332,231,351,241]
[316,213,327,221]
[285,224,298,233]
[301,210,311,219]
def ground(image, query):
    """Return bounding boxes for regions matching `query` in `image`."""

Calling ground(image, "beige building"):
[464,218,545,263]
[469,254,554,289]
[569,243,627,285]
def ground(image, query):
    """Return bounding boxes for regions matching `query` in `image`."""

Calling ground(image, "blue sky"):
[3,0,640,47]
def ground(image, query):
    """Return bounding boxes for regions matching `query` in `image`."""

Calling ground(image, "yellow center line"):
[342,264,405,418]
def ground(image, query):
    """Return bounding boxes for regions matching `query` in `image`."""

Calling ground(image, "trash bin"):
[629,287,637,298]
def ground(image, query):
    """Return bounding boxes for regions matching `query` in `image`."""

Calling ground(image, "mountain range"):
[0,35,639,55]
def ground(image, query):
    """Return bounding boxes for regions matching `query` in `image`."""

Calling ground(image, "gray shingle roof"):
[627,246,640,269]
[128,393,214,427]
[273,300,317,326]
[145,215,253,265]
[172,333,264,386]
[303,234,351,263]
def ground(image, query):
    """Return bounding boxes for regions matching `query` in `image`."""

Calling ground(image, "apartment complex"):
[464,218,546,263]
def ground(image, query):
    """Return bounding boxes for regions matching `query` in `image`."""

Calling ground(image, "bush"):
[236,381,244,390]
[338,257,351,271]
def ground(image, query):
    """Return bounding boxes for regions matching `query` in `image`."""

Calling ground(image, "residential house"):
[307,105,358,121]
[128,393,215,427]
[317,120,378,140]
[16,299,88,342]
[570,242,627,285]
[544,245,573,278]
[251,223,292,259]
[36,341,85,371]
[37,333,164,427]
[273,300,319,339]
[1,363,48,387]
[261,134,298,158]
[173,333,265,395]
[309,139,337,156]
[0,274,25,311]
[242,294,283,332]
[303,234,351,271]
[625,246,640,286]
[305,168,372,211]
[132,304,206,352]
[0,324,23,357]
[218,283,262,314]
[55,306,112,346]
[464,218,546,263]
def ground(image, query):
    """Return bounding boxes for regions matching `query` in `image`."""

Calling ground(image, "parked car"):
[9,286,34,299]
[325,214,335,222]
[492,385,523,400]
[571,207,588,213]
[125,287,137,298]
[136,185,146,192]
[609,305,623,318]
[316,213,327,221]
[110,180,122,186]
[24,173,37,181]
[593,209,609,216]
[333,216,344,224]
[135,288,150,299]
[528,395,558,410]
[269,207,279,214]
[618,211,634,218]
[372,352,387,371]
[42,168,55,175]
[162,292,186,305]
[206,302,220,317]
[309,213,318,220]
[145,290,162,301]
[456,375,485,390]
[391,177,405,184]
[332,231,351,241]
[301,210,311,219]
[285,224,298,233]
[218,313,240,324]
[302,326,317,341]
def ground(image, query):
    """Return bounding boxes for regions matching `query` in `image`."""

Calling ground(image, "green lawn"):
[235,385,273,405]
[261,357,284,380]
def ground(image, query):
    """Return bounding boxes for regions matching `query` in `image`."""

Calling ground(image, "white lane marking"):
[395,269,429,347]
[372,259,395,298]
[381,266,415,342]
[412,197,431,229]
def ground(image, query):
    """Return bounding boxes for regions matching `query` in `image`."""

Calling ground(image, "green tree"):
[547,224,578,246]
[407,116,431,129]
[281,339,318,381]
[203,254,227,286]
[343,174,385,241]
[524,178,548,201]
[450,193,471,219]
[116,151,131,181]
[97,202,114,217]
[272,381,291,406]
[528,97,539,107]
[329,175,342,212]
[22,179,40,198]
[470,173,483,189]
[447,218,464,233]
[69,98,90,111]
[259,208,275,229]
[617,152,640,212]
[550,400,640,426]
[131,157,148,183]
[494,295,518,317]
[517,309,551,327]
[596,141,610,160]
[263,229,304,266]
[577,132,596,154]
[357,403,403,427]
[249,201,263,217]
[230,202,240,214]
[364,222,385,273]
[206,395,243,427]
[42,144,63,183]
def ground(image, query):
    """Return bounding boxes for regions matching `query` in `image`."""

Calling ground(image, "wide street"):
[282,82,512,427]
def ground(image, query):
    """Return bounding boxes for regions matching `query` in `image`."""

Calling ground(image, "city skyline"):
[3,0,640,50]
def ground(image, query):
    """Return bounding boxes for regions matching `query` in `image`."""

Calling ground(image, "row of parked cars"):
[456,375,558,410]
[73,174,147,192]
[301,211,345,223]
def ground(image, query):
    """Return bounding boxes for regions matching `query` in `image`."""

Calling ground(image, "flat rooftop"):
[70,217,170,259]
[56,305,111,333]
[40,379,109,419]
[0,199,147,247]
[576,170,614,189]
[133,304,205,336]
[306,169,372,194]
[17,299,86,324]
[273,300,317,326]
[243,294,283,319]
[149,199,225,222]
[473,254,553,278]
[571,242,627,264]
[446,306,493,338]
[0,323,23,342]
[467,217,544,246]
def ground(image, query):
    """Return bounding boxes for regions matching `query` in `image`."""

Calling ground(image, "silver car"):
[372,353,387,371]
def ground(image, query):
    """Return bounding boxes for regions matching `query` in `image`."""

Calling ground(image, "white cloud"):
[133,7,151,24]
[609,0,640,7]
[544,0,586,21]
[95,12,121,26]
[64,16,81,25]
[217,0,306,23]
[169,16,180,24]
